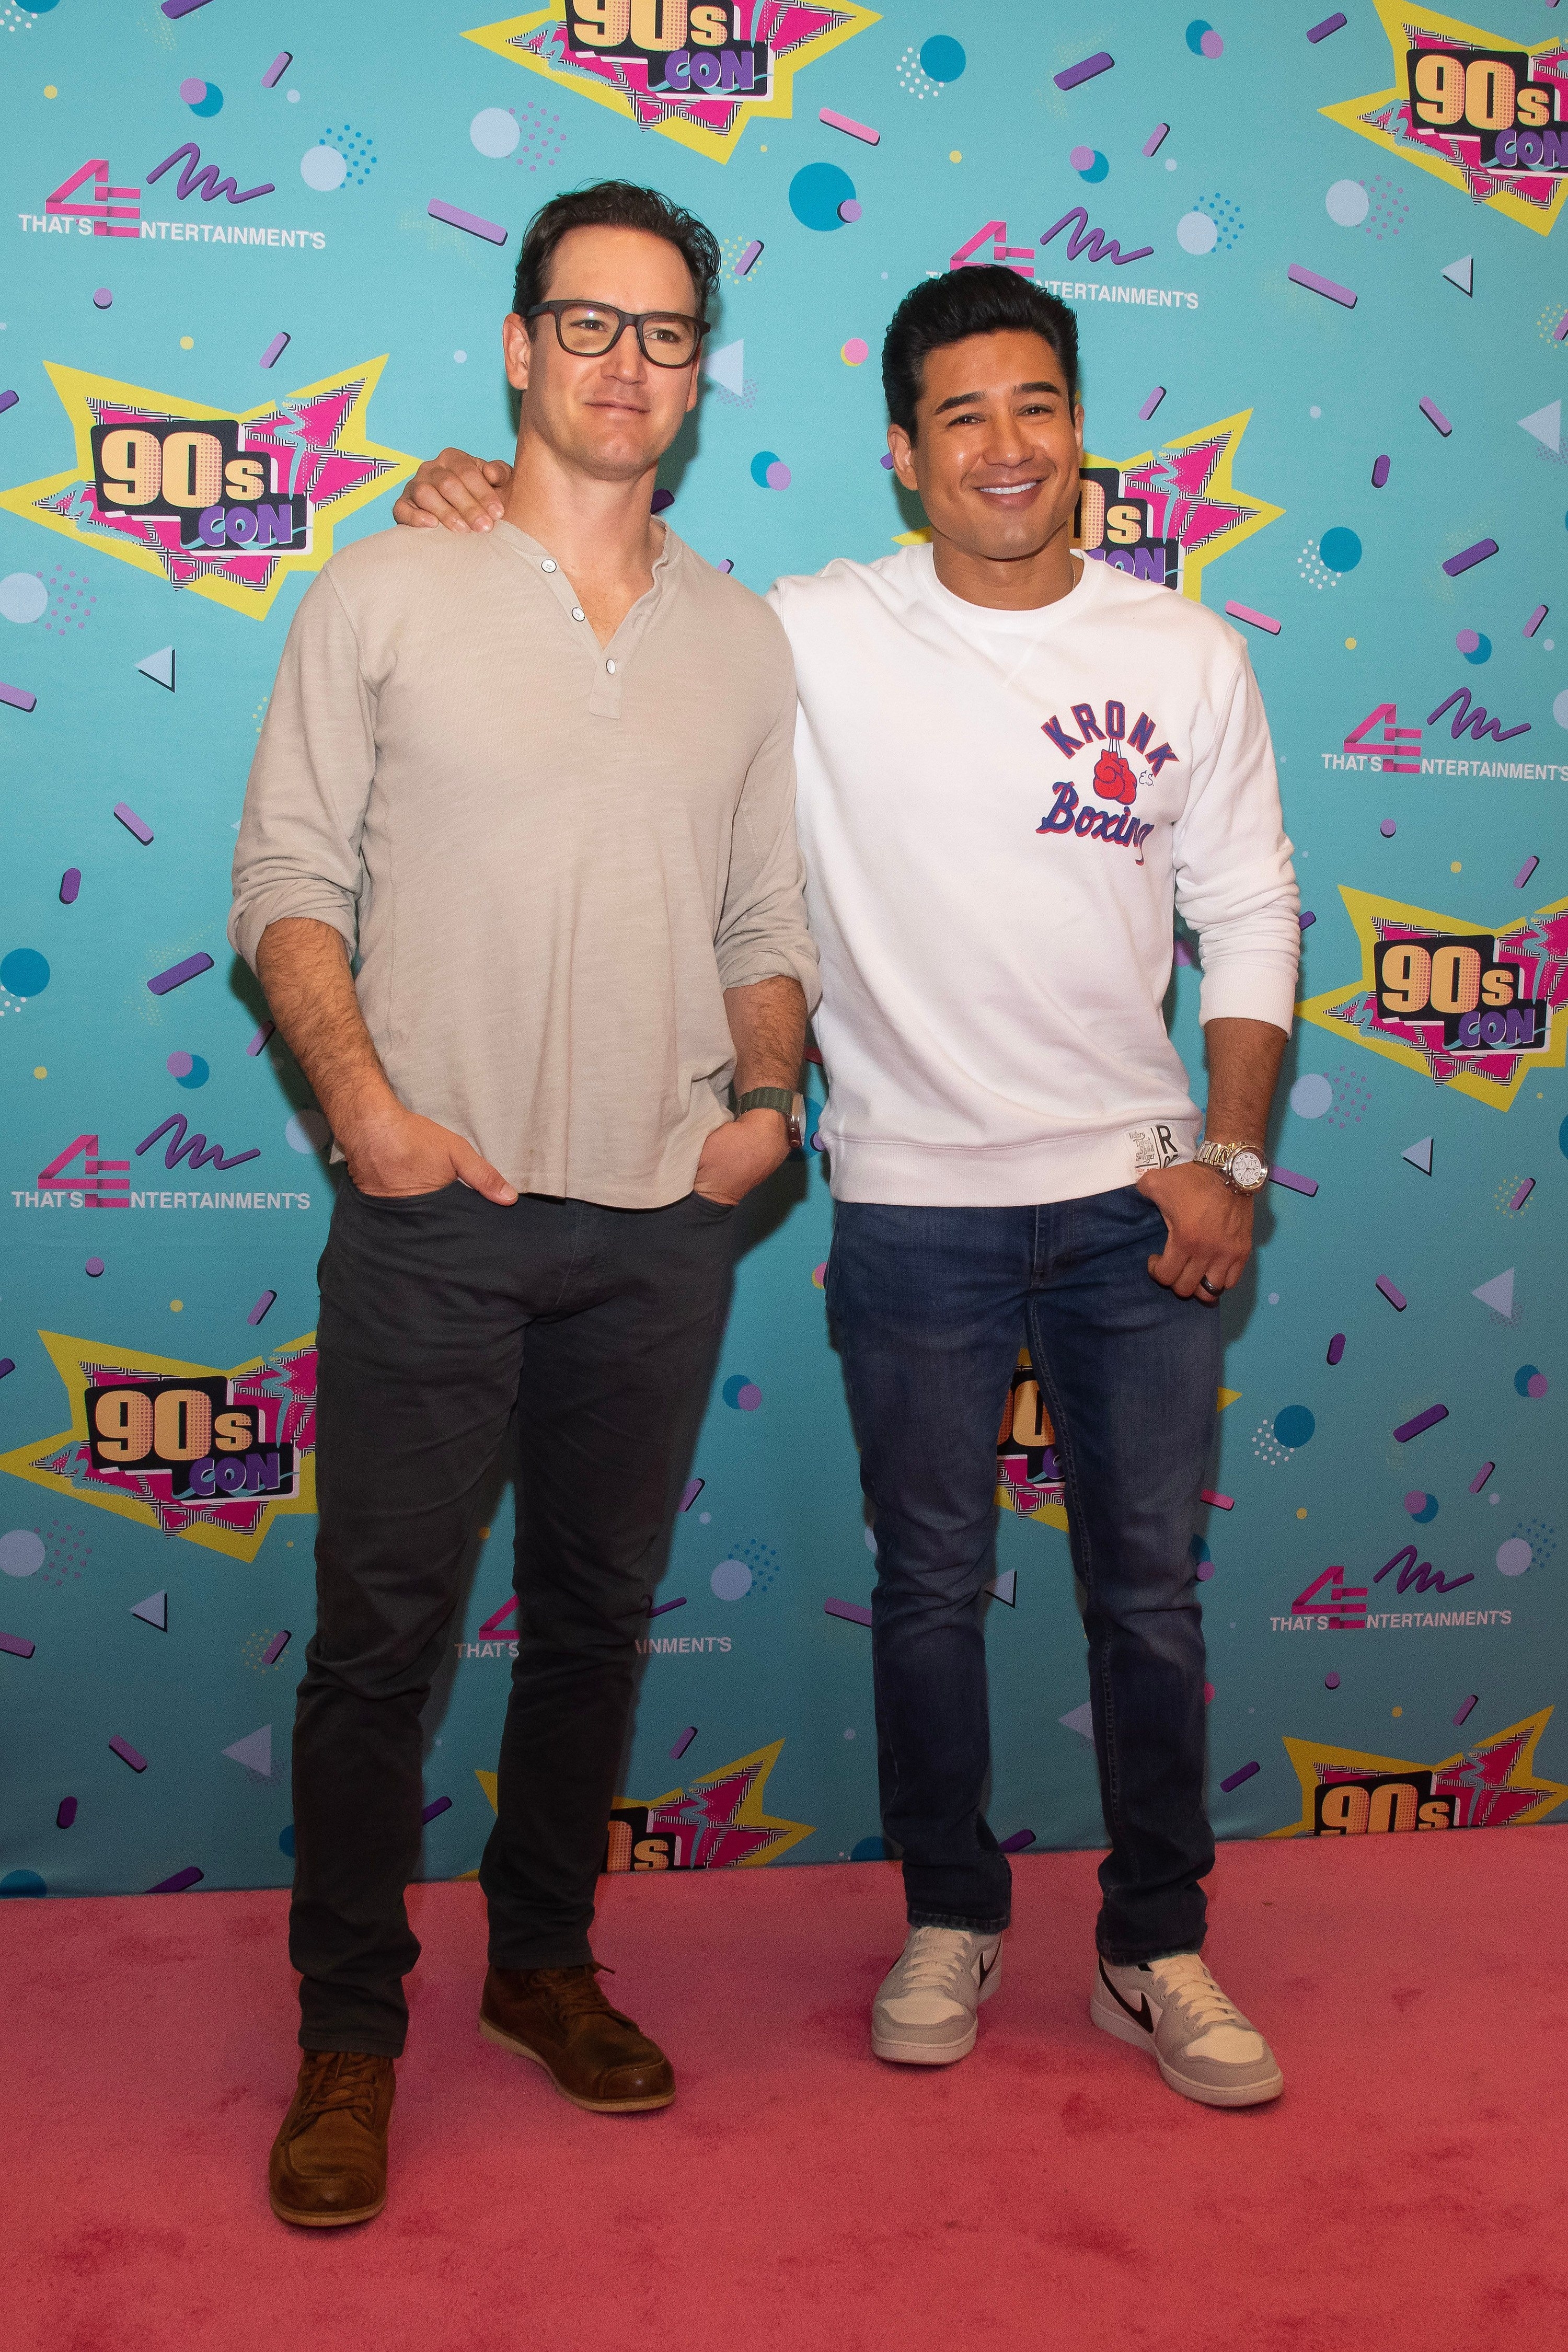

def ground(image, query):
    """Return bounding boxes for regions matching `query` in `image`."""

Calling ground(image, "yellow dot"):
[170,1299,183,1312]
[479,1526,491,1539]
[44,86,58,100]
[33,1065,47,1079]
[179,336,194,351]
[1450,860,1462,872]
[1344,637,1357,650]
[1391,1705,1403,1717]
[759,144,767,153]
[949,150,963,163]
[1296,1507,1308,1520]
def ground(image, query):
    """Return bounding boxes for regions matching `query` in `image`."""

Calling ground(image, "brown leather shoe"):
[268,2049,396,2228]
[479,1964,675,2113]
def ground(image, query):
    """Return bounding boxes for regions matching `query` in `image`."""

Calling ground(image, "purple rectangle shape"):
[1419,396,1452,436]
[1270,1166,1318,1197]
[825,1598,873,1627]
[261,1629,292,1666]
[0,1358,15,1380]
[1138,385,1166,421]
[147,952,214,996]
[649,1595,686,1618]
[1453,1694,1479,1727]
[1509,1177,1535,1210]
[1307,12,1348,39]
[113,801,154,843]
[1376,1276,1407,1311]
[263,51,292,88]
[149,1865,203,1892]
[1524,606,1547,639]
[1055,51,1113,90]
[1393,1403,1448,1443]
[260,331,290,371]
[1219,1760,1260,1793]
[1,1630,36,1659]
[1514,856,1539,889]
[57,1796,77,1828]
[736,240,763,276]
[162,0,214,16]
[109,1734,147,1771]
[0,390,18,415]
[998,1828,1037,1854]
[670,1726,697,1761]
[1299,909,1317,931]
[1469,1461,1495,1494]
[1443,539,1497,577]
[247,1019,276,1057]
[1287,264,1356,308]
[1371,454,1390,488]
[428,200,508,246]
[248,1289,277,1327]
[421,1796,452,1824]
[1,681,37,712]
[1142,124,1169,157]
[679,1476,704,1512]
[1327,1333,1346,1365]
[1556,313,1568,344]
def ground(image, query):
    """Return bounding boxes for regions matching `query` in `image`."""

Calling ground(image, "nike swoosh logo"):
[977,1949,999,1989]
[1099,1959,1154,2034]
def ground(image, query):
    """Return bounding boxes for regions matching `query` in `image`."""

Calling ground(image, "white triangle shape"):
[1472,1267,1515,1318]
[130,1588,167,1630]
[1440,253,1472,295]
[222,1724,273,1775]
[1518,399,1562,455]
[702,337,745,397]
[136,644,176,690]
[984,1568,1017,1607]
[1402,1136,1434,1174]
[1058,1699,1095,1743]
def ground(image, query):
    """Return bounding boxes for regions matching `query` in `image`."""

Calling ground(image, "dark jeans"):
[827,1187,1219,1964]
[290,1180,734,2055]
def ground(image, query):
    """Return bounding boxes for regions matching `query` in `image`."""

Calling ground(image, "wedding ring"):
[1198,1275,1222,1297]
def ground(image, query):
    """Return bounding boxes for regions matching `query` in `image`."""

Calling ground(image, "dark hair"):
[882,268,1080,437]
[513,180,720,324]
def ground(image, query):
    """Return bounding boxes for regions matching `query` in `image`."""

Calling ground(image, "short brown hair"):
[512,180,720,325]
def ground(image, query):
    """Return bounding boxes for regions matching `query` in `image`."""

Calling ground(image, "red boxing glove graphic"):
[1092,746,1138,805]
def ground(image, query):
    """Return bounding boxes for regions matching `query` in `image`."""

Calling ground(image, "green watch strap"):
[736,1089,800,1117]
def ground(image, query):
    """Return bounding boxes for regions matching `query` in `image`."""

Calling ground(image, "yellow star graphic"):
[0,356,414,620]
[1297,885,1568,1110]
[1075,410,1283,607]
[1320,1,1568,238]
[1270,1710,1568,1838]
[0,1329,318,1561]
[464,4,881,165]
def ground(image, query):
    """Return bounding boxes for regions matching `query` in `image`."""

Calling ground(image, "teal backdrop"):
[3,0,1567,1900]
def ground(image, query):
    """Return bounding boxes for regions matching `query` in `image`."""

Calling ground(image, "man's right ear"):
[502,312,534,394]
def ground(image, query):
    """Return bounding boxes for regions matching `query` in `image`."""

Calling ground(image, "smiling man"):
[397,263,1298,2111]
[233,182,817,2227]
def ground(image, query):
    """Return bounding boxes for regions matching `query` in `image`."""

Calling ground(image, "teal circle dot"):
[1185,19,1214,53]
[1461,632,1492,665]
[1274,1404,1316,1447]
[1515,1364,1548,1398]
[0,1870,47,1897]
[1,948,50,996]
[919,36,966,81]
[788,162,857,232]
[175,1055,210,1090]
[279,1824,296,1858]
[1557,1113,1568,1160]
[1318,527,1362,572]
[190,84,224,117]
[751,449,781,487]
[851,1834,893,1860]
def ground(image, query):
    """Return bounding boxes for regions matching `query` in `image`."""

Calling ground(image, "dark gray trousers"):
[290,1179,734,2055]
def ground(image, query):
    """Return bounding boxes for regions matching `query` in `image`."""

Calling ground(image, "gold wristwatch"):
[1195,1138,1269,1194]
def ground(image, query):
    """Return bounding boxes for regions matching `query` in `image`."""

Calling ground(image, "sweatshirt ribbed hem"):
[825,1119,1201,1208]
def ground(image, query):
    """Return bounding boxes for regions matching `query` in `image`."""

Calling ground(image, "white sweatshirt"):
[769,545,1299,1206]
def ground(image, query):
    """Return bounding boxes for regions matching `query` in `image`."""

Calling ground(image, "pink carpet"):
[7,1833,1566,2352]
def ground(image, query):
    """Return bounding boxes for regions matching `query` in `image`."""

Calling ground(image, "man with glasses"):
[232,181,817,2228]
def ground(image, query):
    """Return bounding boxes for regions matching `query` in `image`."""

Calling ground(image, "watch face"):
[1230,1149,1266,1191]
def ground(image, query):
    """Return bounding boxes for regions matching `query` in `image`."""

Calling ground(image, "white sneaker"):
[871,1926,1003,2065]
[1091,1952,1284,2108]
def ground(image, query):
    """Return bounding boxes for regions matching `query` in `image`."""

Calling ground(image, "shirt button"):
[571,607,585,621]
[606,659,616,674]
[540,558,557,574]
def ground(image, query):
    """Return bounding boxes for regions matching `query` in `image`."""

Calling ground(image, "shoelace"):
[294,2051,387,2130]
[528,1964,632,2027]
[1144,1954,1244,2031]
[896,1929,977,1996]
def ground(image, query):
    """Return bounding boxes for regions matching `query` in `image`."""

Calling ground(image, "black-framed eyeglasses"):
[526,299,707,368]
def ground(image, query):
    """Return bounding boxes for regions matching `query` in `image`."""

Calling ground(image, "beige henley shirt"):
[229,521,819,1208]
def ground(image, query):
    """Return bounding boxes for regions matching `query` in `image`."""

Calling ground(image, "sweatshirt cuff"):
[1198,958,1298,1036]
